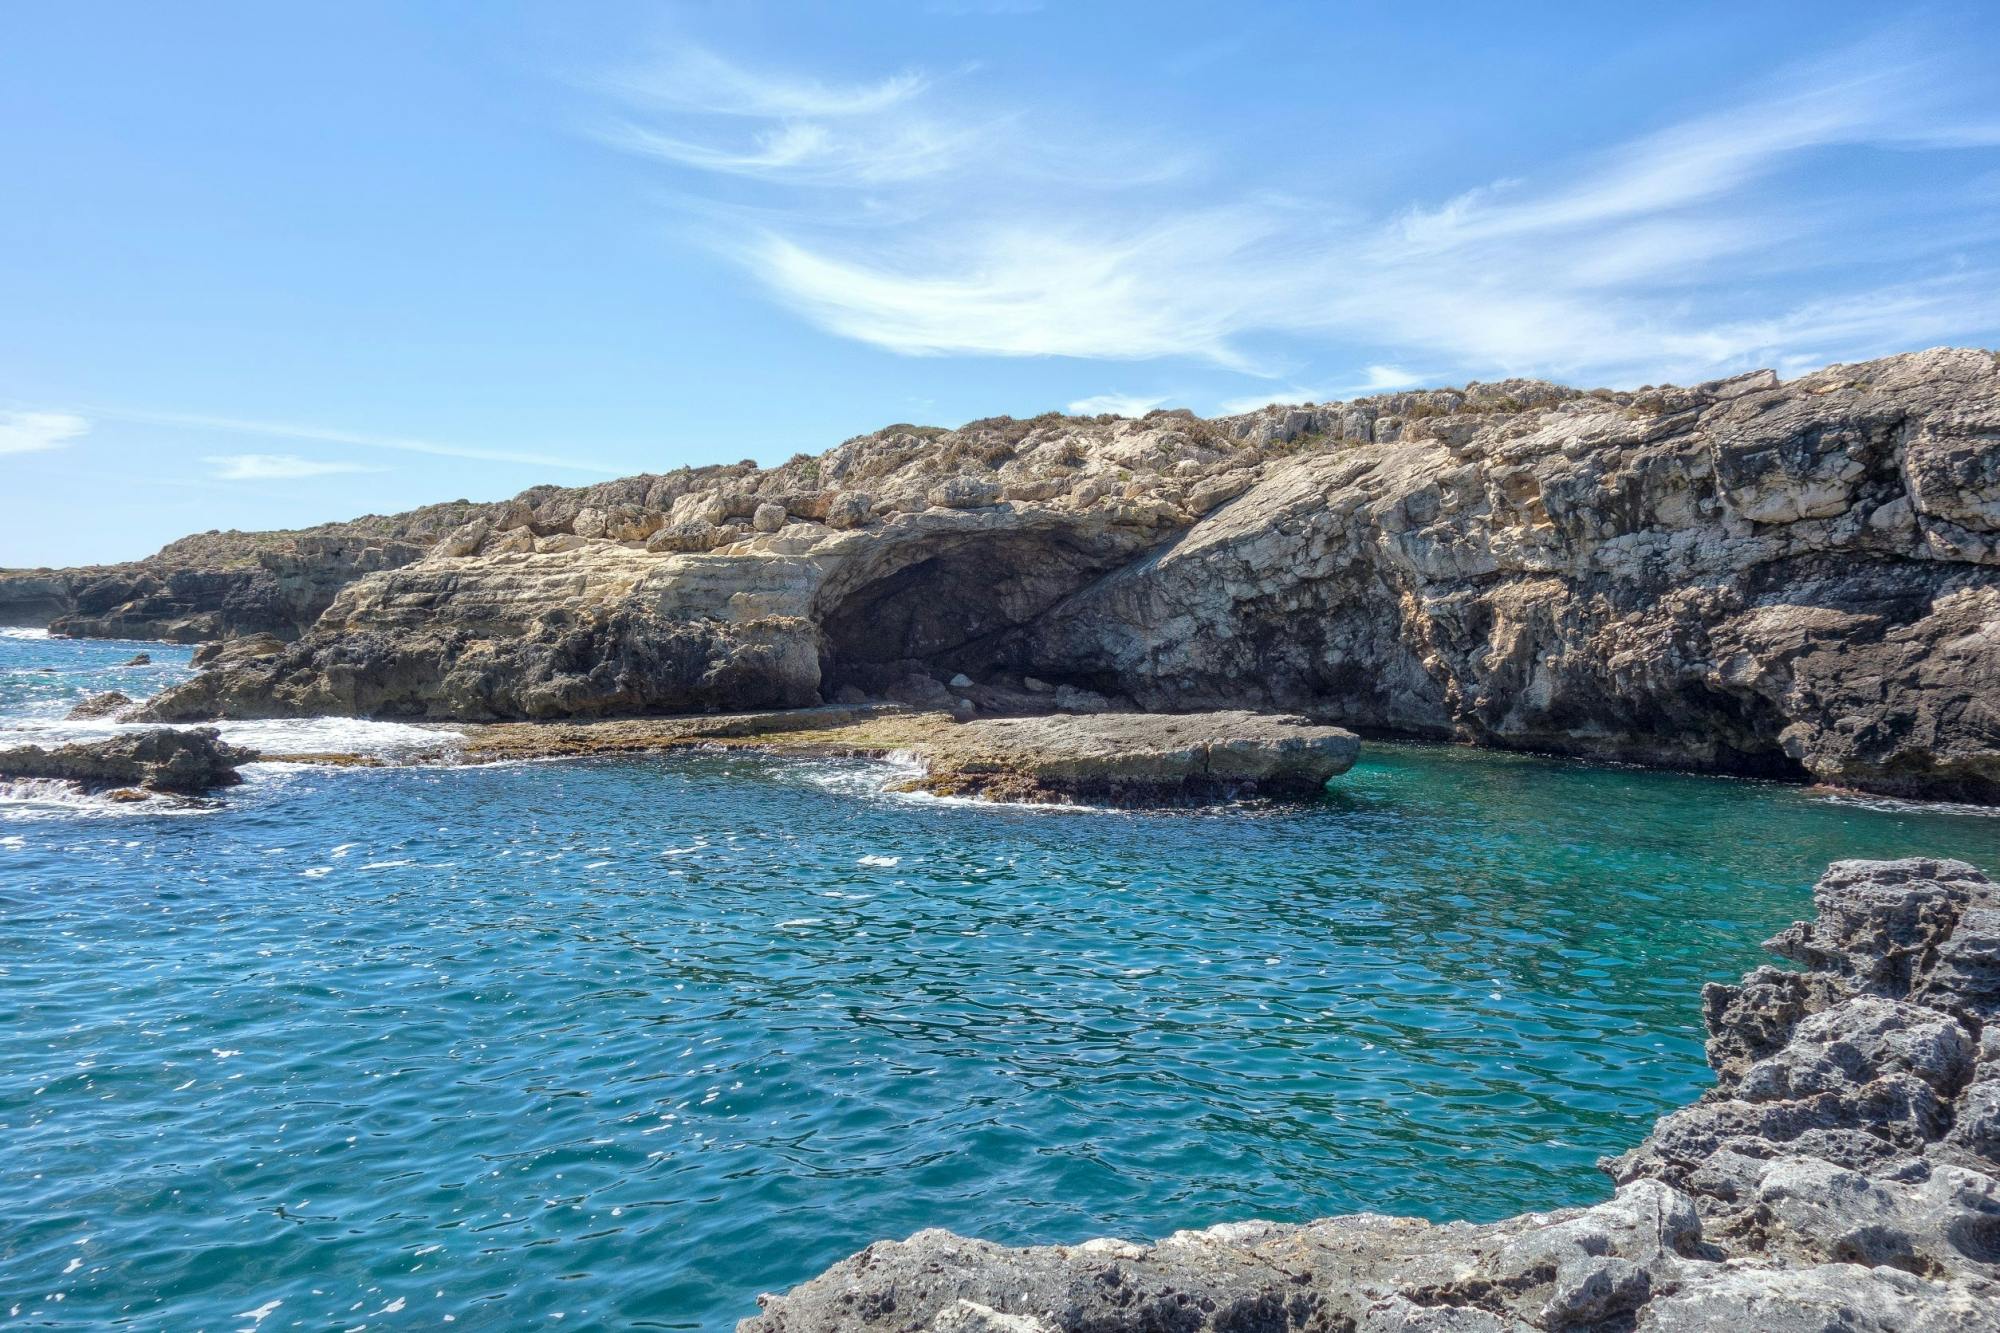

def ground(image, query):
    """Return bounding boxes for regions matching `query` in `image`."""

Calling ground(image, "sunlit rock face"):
[139,348,2000,801]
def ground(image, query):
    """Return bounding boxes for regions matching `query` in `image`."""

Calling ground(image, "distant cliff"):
[0,501,491,640]
[19,345,1992,803]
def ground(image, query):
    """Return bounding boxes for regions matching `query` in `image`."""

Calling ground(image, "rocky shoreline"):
[739,857,2000,1331]
[50,347,1989,805]
[457,706,1358,805]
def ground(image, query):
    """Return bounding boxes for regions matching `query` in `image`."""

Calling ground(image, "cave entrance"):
[814,525,1144,696]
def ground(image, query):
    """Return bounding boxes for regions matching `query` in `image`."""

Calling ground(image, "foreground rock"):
[740,858,2000,1331]
[0,727,254,795]
[70,346,2000,802]
[908,710,1359,802]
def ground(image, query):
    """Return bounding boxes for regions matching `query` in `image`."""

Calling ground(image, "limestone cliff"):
[133,347,2000,802]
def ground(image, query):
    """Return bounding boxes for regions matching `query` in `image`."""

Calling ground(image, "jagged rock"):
[752,502,789,533]
[121,652,151,666]
[64,690,134,720]
[440,518,490,557]
[739,860,2000,1331]
[0,727,253,794]
[190,633,286,668]
[66,348,2000,802]
[928,476,1002,509]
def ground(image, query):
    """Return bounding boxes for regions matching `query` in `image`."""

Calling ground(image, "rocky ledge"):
[449,707,1357,806]
[904,710,1359,803]
[127,348,2000,803]
[740,858,2000,1332]
[0,727,254,797]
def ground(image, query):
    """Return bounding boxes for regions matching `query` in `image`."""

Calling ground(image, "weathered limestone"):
[27,346,1996,803]
[905,710,1360,802]
[738,859,2000,1332]
[0,727,253,795]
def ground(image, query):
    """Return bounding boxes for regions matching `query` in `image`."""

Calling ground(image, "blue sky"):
[5,1,2000,566]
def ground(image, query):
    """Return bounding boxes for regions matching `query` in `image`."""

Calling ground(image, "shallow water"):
[4,634,1999,1329]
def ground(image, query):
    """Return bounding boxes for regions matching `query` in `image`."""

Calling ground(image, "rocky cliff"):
[0,501,492,640]
[134,347,2000,802]
[737,857,2000,1332]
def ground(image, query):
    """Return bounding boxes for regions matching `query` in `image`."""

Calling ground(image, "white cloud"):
[605,48,930,120]
[598,47,970,188]
[1066,393,1170,417]
[204,453,386,481]
[0,410,88,455]
[104,409,618,474]
[607,37,2000,390]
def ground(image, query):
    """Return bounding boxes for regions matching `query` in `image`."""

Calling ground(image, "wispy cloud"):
[603,36,2000,389]
[597,47,972,188]
[102,409,618,474]
[0,410,88,456]
[205,453,387,481]
[1066,392,1170,417]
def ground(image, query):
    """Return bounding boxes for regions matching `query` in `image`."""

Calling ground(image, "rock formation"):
[903,710,1360,802]
[449,706,1358,805]
[737,858,2000,1332]
[0,727,253,795]
[34,344,1991,804]
[0,502,493,640]
[64,690,134,720]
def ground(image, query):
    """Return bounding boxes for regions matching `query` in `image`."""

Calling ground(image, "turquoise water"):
[5,631,2000,1330]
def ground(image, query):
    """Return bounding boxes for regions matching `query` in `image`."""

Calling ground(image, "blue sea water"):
[4,628,1999,1330]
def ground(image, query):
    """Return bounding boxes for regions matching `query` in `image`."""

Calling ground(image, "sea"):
[5,626,1998,1330]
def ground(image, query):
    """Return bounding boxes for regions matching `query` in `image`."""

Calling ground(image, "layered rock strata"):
[738,857,2000,1332]
[57,346,2000,803]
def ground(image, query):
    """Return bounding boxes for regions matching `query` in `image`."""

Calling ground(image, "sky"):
[5,2,2000,566]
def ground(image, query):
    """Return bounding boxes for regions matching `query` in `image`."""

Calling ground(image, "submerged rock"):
[0,727,254,795]
[739,858,2000,1331]
[909,710,1360,803]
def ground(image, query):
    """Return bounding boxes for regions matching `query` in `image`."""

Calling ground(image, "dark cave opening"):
[814,527,1143,696]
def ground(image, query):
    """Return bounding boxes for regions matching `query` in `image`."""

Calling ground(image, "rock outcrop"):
[0,727,253,794]
[104,346,2000,803]
[905,710,1360,802]
[0,502,494,641]
[738,858,2000,1332]
[64,690,134,720]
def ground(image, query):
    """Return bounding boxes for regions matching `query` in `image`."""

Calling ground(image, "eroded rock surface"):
[907,710,1359,802]
[90,346,2000,802]
[0,727,253,794]
[739,858,2000,1332]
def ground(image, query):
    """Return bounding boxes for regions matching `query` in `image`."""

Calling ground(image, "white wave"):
[0,627,51,640]
[0,777,213,818]
[0,715,462,761]
[1813,791,2000,819]
[857,854,900,867]
[212,717,464,759]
